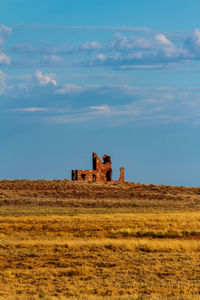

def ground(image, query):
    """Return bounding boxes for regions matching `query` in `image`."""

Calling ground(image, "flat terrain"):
[0,180,200,299]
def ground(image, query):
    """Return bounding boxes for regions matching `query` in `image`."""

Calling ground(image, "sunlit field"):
[0,180,200,299]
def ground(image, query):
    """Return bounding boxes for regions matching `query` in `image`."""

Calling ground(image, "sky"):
[1,0,200,186]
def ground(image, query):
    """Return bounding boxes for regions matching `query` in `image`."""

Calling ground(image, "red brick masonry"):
[72,152,124,183]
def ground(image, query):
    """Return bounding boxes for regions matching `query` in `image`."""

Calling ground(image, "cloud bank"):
[3,25,200,129]
[2,71,200,127]
[0,24,11,65]
[11,28,200,70]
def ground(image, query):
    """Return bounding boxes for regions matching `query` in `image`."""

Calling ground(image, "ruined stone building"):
[71,152,124,183]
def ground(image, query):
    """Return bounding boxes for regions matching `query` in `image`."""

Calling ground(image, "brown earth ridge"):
[1,179,200,211]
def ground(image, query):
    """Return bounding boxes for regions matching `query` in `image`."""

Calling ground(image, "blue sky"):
[1,0,200,186]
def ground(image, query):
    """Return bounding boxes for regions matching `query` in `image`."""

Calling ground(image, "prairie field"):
[0,180,200,299]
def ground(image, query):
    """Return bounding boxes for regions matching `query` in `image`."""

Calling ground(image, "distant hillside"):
[0,180,200,212]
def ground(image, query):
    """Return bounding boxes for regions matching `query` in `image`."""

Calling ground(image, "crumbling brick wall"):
[71,152,124,183]
[93,153,112,182]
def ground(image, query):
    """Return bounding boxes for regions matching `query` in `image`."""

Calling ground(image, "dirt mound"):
[0,180,200,210]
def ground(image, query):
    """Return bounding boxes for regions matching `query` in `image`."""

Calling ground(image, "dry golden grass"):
[0,235,200,299]
[0,180,200,299]
[0,212,200,240]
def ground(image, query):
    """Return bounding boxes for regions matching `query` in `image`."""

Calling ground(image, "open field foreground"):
[0,181,200,299]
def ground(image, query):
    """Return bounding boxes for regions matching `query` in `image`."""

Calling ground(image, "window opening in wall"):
[106,171,111,181]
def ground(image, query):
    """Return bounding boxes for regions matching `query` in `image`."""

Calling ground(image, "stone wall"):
[71,152,124,183]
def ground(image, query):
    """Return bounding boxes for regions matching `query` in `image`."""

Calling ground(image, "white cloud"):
[0,37,4,45]
[96,53,107,62]
[89,105,110,113]
[110,33,153,51]
[119,64,164,70]
[55,83,101,94]
[155,34,180,58]
[81,41,102,51]
[43,84,194,125]
[0,53,11,65]
[15,24,150,33]
[55,83,84,94]
[0,24,12,36]
[5,74,200,127]
[80,31,189,68]
[45,111,102,123]
[0,70,6,95]
[192,29,200,45]
[44,100,169,125]
[155,34,173,46]
[0,25,12,46]
[13,107,50,112]
[184,28,200,55]
[42,55,62,64]
[10,28,200,70]
[35,70,57,86]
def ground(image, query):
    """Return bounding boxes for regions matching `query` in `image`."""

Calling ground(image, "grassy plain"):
[0,180,200,299]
